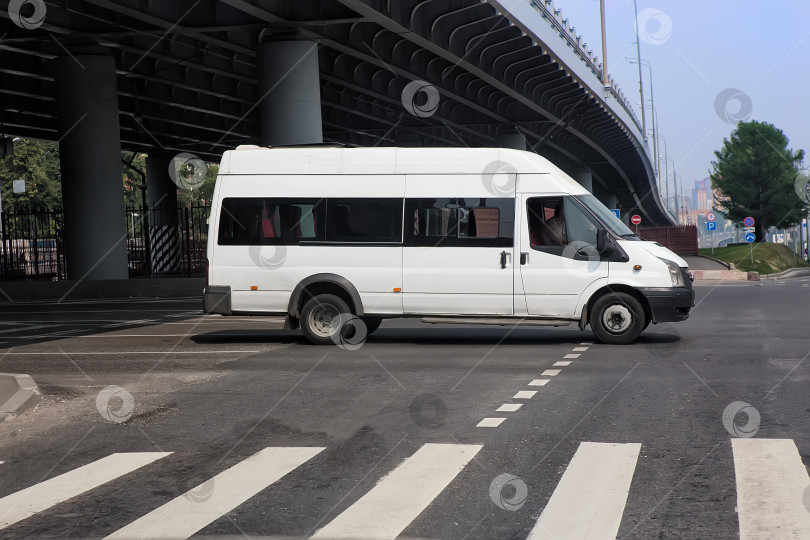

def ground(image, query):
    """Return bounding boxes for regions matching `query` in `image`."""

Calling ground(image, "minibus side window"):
[563,198,598,247]
[407,198,513,247]
[527,197,599,254]
[217,198,323,245]
[325,198,403,243]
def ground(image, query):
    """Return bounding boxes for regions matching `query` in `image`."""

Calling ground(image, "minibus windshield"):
[576,194,635,237]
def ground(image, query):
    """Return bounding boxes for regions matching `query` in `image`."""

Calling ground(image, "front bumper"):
[203,286,232,315]
[639,287,695,323]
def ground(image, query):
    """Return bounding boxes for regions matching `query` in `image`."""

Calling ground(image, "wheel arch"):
[287,273,365,320]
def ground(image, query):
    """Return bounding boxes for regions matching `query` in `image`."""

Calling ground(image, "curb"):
[0,374,42,422]
[762,268,810,280]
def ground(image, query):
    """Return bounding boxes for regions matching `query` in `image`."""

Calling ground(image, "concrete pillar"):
[570,169,593,193]
[146,150,180,273]
[602,193,619,211]
[257,40,322,146]
[495,133,526,151]
[54,55,128,281]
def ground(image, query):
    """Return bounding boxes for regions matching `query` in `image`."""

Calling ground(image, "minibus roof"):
[218,146,575,178]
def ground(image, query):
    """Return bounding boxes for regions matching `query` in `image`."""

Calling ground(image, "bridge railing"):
[526,0,643,134]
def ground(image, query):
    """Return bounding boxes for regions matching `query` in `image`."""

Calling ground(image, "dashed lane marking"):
[553,361,572,367]
[311,444,481,539]
[528,379,550,386]
[106,447,324,540]
[572,347,590,352]
[541,369,561,377]
[0,452,172,530]
[564,354,581,359]
[476,418,506,428]
[496,404,523,412]
[514,391,537,399]
[526,442,641,539]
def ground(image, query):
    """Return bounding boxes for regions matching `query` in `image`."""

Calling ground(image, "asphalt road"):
[0,278,809,539]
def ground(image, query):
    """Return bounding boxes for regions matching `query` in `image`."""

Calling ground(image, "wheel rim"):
[601,303,633,334]
[308,304,340,338]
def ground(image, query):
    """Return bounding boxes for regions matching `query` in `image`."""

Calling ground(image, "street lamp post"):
[599,0,609,94]
[659,135,669,209]
[632,0,647,141]
[668,159,679,224]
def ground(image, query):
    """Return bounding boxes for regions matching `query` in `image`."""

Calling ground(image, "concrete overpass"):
[0,0,674,281]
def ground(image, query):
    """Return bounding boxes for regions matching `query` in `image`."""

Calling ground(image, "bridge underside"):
[1,0,672,279]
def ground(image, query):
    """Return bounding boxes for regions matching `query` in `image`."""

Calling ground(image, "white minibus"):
[204,146,694,345]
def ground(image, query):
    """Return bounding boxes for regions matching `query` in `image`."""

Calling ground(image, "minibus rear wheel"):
[300,294,353,345]
[589,292,646,345]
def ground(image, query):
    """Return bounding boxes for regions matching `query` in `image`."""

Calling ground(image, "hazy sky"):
[550,0,810,195]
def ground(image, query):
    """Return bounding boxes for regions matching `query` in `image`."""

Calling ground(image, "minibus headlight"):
[659,258,685,287]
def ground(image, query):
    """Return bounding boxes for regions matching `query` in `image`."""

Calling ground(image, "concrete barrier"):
[0,374,41,422]
[691,269,758,281]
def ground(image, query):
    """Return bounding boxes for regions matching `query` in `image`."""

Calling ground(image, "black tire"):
[361,316,383,335]
[589,292,646,345]
[300,294,352,345]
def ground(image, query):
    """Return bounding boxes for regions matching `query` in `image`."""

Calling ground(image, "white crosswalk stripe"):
[732,438,810,539]
[527,442,641,540]
[0,452,171,530]
[7,439,810,539]
[105,446,325,540]
[311,443,482,540]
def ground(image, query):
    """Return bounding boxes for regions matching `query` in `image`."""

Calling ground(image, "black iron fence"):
[0,206,210,282]
[125,206,210,278]
[0,210,66,281]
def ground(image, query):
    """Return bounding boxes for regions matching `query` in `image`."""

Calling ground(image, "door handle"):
[520,252,529,265]
[500,251,507,269]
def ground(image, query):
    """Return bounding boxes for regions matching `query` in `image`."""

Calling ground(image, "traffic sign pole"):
[743,217,756,263]
[630,214,642,237]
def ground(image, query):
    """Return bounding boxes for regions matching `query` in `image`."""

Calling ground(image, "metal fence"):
[125,206,210,278]
[0,210,66,281]
[638,225,699,256]
[0,206,210,282]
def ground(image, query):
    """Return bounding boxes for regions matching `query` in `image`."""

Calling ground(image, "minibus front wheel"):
[589,292,646,345]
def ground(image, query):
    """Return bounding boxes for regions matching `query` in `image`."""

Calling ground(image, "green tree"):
[0,139,62,211]
[711,121,805,241]
[177,162,218,208]
[122,152,147,209]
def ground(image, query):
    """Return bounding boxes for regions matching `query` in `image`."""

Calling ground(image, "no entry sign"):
[631,215,642,225]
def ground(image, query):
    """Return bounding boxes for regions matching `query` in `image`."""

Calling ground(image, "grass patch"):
[698,243,809,274]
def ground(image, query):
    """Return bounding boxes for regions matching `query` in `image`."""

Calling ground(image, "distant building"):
[691,177,712,211]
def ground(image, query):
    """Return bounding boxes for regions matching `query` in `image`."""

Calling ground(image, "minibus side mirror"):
[596,228,611,254]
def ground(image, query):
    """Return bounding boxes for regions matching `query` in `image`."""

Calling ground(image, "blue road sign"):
[707,222,717,231]
[610,209,620,219]
[743,216,755,227]
[745,232,756,243]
